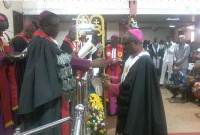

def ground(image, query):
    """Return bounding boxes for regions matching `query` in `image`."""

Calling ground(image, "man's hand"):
[173,85,181,88]
[2,55,15,66]
[101,79,111,90]
[20,52,27,60]
[174,62,180,66]
[71,51,78,57]
[108,59,113,65]
[179,84,184,87]
[101,73,111,81]
[90,58,106,68]
[11,52,27,61]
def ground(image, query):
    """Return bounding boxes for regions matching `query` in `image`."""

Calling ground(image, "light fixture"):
[169,25,175,28]
[83,29,92,31]
[166,18,179,21]
[187,25,195,30]
[77,24,90,28]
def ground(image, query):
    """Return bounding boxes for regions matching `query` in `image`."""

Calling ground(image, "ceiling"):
[60,14,200,29]
[136,14,200,29]
[28,14,200,29]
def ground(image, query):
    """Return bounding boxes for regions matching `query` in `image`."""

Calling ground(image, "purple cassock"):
[0,56,14,135]
[70,56,90,71]
[0,105,13,135]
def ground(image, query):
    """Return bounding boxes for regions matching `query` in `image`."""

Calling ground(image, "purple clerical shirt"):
[70,56,91,72]
[109,76,121,97]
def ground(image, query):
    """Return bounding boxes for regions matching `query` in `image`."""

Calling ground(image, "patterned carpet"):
[168,133,200,135]
[107,88,200,135]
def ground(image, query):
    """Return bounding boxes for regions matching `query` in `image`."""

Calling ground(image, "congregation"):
[0,5,200,135]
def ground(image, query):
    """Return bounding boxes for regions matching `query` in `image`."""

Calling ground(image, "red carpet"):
[169,133,200,135]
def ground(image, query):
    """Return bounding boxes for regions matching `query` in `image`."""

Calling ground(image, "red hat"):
[38,10,54,22]
[128,29,143,43]
[0,15,5,21]
[111,34,119,39]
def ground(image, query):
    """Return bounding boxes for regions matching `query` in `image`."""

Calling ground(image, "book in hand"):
[22,47,27,53]
[11,47,27,58]
[112,58,122,63]
[78,41,97,58]
[11,53,26,58]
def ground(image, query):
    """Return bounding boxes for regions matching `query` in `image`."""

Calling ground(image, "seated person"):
[165,66,187,100]
[192,82,200,106]
[191,48,200,63]
[186,63,200,101]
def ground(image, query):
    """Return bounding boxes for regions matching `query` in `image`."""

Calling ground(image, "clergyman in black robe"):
[102,29,167,135]
[12,23,36,94]
[18,11,106,135]
[61,26,76,55]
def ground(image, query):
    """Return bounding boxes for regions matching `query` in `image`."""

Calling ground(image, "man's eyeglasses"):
[111,37,119,40]
[122,40,136,46]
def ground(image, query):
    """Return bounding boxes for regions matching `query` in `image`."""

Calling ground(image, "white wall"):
[141,29,170,43]
[22,0,129,15]
[25,16,37,24]
[24,17,73,45]
[138,0,200,14]
[0,1,22,38]
[106,22,119,40]
[55,22,74,45]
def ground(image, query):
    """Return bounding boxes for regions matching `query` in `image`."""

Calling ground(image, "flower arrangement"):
[87,93,106,135]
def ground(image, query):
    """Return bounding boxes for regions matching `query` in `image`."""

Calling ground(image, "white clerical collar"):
[112,48,116,58]
[51,38,58,45]
[121,51,149,82]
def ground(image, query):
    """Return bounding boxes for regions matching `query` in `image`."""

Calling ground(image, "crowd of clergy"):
[0,10,200,135]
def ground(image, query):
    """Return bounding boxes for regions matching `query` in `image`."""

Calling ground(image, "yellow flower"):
[89,115,92,119]
[99,130,104,134]
[88,93,105,133]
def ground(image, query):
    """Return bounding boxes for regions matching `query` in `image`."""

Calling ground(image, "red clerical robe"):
[106,44,123,76]
[105,44,123,115]
[64,37,76,51]
[0,33,18,131]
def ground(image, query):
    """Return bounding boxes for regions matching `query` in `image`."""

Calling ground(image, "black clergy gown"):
[116,55,168,135]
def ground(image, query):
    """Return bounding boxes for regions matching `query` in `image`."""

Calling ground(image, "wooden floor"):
[107,87,200,135]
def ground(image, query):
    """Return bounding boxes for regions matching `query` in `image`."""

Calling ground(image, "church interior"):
[0,0,200,135]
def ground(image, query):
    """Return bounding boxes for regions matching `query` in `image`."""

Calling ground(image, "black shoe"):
[180,96,185,100]
[160,84,163,87]
[171,95,176,99]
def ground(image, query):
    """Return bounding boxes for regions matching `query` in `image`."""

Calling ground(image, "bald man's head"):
[179,35,185,44]
[0,13,9,29]
[23,23,36,39]
[122,30,143,55]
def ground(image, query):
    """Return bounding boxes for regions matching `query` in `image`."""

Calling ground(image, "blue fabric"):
[169,71,187,86]
[88,82,96,95]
